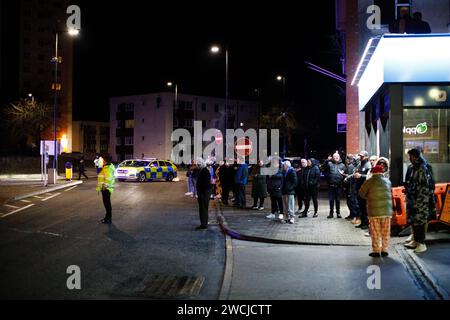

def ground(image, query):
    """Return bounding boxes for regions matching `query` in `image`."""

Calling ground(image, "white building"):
[109,92,260,162]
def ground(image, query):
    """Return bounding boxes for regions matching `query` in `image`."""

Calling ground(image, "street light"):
[276,75,287,157]
[51,26,79,183]
[210,45,229,131]
[167,82,178,109]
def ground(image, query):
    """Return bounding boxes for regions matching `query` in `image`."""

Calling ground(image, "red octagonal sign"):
[235,137,253,157]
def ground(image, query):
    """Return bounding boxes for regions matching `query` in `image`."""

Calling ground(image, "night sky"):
[73,1,346,157]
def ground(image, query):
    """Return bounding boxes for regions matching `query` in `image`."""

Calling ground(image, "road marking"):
[4,204,20,209]
[1,204,35,218]
[34,196,43,199]
[41,193,61,202]
[21,200,32,203]
[64,186,78,192]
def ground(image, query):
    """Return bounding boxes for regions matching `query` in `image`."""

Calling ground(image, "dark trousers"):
[413,223,426,244]
[296,188,305,212]
[305,185,319,213]
[253,197,265,208]
[96,167,101,174]
[221,183,231,204]
[270,196,284,214]
[346,191,360,218]
[237,184,246,208]
[101,190,112,220]
[78,170,88,180]
[357,195,369,226]
[328,185,341,213]
[198,189,212,228]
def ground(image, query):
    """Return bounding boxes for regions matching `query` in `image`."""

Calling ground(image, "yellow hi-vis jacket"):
[96,164,116,193]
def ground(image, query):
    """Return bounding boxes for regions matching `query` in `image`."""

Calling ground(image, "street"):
[1,177,449,300]
[0,179,225,300]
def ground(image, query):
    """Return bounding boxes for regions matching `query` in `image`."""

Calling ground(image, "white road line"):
[21,200,32,203]
[34,196,43,199]
[64,186,78,192]
[1,204,35,218]
[41,193,61,202]
[4,204,20,209]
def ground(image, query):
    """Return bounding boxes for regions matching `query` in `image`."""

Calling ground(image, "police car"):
[115,159,178,182]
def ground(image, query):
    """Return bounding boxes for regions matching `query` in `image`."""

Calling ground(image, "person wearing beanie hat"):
[358,165,393,258]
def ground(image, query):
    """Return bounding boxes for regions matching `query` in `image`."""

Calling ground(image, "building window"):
[125,136,134,146]
[202,103,207,112]
[215,104,219,113]
[125,120,134,128]
[119,103,134,113]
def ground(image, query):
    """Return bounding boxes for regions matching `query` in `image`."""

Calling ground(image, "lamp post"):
[167,82,178,109]
[51,26,79,184]
[276,75,287,158]
[210,45,229,131]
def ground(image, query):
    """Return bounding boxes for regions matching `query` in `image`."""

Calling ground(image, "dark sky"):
[73,1,346,156]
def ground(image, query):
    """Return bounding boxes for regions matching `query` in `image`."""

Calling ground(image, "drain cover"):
[135,274,205,298]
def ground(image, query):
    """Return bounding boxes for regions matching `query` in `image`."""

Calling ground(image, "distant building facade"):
[72,121,110,157]
[109,93,260,162]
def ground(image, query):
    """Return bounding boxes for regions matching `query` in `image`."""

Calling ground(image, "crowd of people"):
[189,146,436,257]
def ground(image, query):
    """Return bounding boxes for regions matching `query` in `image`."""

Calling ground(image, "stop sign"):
[235,138,253,157]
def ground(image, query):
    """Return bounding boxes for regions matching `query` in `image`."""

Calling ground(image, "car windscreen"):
[131,161,150,167]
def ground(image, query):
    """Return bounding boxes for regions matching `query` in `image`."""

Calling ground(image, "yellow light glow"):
[61,134,68,153]
[68,29,80,36]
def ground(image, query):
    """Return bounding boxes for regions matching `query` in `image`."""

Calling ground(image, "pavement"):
[217,192,450,247]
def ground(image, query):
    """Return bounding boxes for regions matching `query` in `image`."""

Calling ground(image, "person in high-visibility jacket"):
[96,156,116,224]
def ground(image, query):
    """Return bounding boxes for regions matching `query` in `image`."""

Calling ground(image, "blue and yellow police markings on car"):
[115,159,178,182]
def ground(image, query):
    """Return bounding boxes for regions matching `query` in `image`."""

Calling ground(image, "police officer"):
[97,156,116,224]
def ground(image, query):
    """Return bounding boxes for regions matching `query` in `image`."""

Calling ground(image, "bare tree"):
[3,99,52,152]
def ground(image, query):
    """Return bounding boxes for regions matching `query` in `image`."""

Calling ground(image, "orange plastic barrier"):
[391,187,407,227]
[434,183,448,216]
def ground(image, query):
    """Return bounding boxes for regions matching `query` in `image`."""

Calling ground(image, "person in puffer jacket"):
[266,157,284,220]
[282,161,298,224]
[359,165,393,258]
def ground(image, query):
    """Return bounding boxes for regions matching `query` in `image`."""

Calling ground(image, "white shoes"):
[185,192,193,196]
[288,218,295,224]
[405,234,414,243]
[258,207,265,211]
[414,243,427,253]
[266,214,276,219]
[252,207,259,210]
[278,214,284,221]
[404,241,418,249]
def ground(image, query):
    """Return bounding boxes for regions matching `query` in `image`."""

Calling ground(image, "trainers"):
[101,218,112,224]
[351,218,361,225]
[258,207,265,211]
[252,206,259,210]
[288,218,295,224]
[404,241,418,249]
[185,192,193,196]
[278,214,284,221]
[337,214,342,219]
[280,219,287,224]
[266,214,276,219]
[364,231,371,237]
[313,213,318,218]
[414,243,427,253]
[195,225,208,231]
[327,214,334,219]
[405,234,414,243]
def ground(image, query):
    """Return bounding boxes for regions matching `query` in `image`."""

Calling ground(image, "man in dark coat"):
[324,153,346,219]
[266,157,284,220]
[218,160,233,205]
[295,159,307,216]
[251,161,268,210]
[282,161,298,224]
[196,159,214,230]
[302,158,321,218]
[343,155,360,221]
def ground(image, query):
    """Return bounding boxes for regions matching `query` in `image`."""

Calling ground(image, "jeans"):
[305,185,319,213]
[191,178,198,196]
[328,185,341,214]
[187,176,194,193]
[346,191,360,218]
[270,196,283,215]
[282,194,296,219]
[237,184,246,207]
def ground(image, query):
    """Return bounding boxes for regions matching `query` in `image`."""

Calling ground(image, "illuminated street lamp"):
[51,26,79,183]
[210,45,229,130]
[167,82,178,109]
